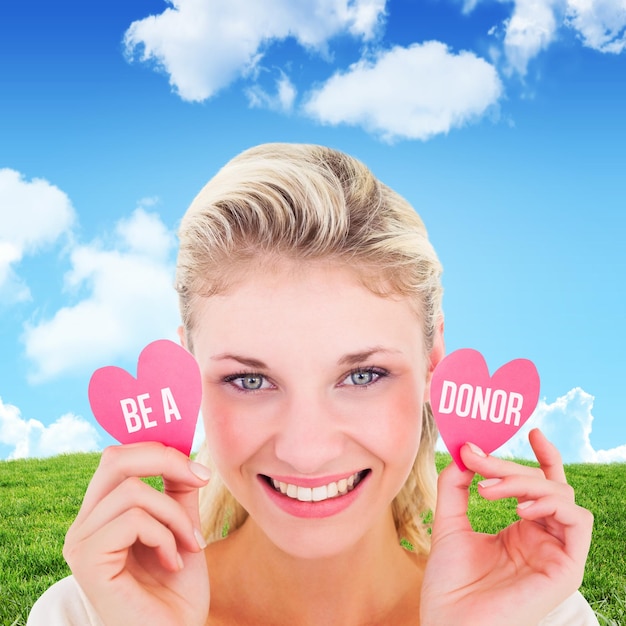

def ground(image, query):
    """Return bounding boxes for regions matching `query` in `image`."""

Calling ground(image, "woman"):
[29,143,598,625]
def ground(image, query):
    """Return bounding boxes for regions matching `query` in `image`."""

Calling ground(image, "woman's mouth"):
[262,470,370,503]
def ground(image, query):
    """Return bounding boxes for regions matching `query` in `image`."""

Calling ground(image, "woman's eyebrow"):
[210,353,268,369]
[337,347,401,367]
[211,348,401,369]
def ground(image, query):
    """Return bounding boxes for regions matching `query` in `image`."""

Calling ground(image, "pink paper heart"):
[88,339,202,456]
[430,348,540,470]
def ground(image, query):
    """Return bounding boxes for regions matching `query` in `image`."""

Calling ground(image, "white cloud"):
[247,70,297,112]
[23,208,180,382]
[123,0,386,102]
[0,169,75,302]
[462,0,480,12]
[565,0,626,53]
[304,42,502,141]
[137,195,160,208]
[437,387,626,464]
[483,0,626,74]
[0,244,30,304]
[503,0,560,75]
[0,396,100,460]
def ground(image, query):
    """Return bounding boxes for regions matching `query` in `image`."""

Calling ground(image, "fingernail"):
[177,552,185,570]
[194,528,208,550]
[478,478,502,488]
[189,461,211,481]
[518,500,536,510]
[466,442,486,457]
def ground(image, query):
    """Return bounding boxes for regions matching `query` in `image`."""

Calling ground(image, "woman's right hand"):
[63,442,211,626]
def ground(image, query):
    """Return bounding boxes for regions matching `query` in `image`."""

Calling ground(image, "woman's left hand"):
[420,428,594,626]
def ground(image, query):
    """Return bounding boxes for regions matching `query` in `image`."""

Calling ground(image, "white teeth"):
[296,487,312,502]
[269,471,365,502]
[311,486,327,502]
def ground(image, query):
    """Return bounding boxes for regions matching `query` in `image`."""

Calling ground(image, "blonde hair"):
[175,143,443,554]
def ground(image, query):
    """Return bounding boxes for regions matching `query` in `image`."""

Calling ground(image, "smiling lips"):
[267,470,369,503]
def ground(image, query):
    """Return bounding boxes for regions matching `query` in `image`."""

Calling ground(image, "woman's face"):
[191,261,440,558]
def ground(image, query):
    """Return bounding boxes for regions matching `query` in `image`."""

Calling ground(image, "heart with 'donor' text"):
[430,349,540,471]
[88,340,202,456]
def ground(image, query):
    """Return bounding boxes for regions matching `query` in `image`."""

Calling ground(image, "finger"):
[66,507,183,578]
[477,474,575,505]
[78,443,210,521]
[516,495,594,568]
[75,476,202,554]
[431,461,475,539]
[529,428,568,484]
[459,442,545,480]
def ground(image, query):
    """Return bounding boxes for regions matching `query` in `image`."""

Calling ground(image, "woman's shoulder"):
[27,575,103,626]
[539,591,599,626]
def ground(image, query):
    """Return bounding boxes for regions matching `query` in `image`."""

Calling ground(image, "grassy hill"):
[1,452,624,625]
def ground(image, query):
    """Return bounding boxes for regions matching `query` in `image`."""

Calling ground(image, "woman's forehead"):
[198,259,409,316]
[200,256,418,308]
[191,262,427,365]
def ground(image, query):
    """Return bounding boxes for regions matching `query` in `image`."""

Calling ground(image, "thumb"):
[432,459,474,541]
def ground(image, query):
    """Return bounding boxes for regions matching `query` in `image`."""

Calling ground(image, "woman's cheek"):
[201,390,273,468]
[348,383,424,467]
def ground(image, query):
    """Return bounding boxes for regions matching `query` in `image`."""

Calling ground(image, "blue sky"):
[1,0,625,463]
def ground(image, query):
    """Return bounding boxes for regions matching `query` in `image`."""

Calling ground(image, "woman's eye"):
[341,368,387,387]
[350,370,374,385]
[226,374,270,391]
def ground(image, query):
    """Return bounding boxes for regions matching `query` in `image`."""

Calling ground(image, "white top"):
[28,575,600,625]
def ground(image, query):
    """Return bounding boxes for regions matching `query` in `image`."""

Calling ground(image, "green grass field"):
[1,453,624,626]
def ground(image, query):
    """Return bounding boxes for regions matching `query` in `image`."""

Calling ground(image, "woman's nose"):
[272,393,346,475]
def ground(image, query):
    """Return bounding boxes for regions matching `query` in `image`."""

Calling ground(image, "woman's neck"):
[206,509,425,626]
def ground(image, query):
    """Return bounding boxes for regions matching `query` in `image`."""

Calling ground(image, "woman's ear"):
[424,317,445,403]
